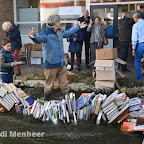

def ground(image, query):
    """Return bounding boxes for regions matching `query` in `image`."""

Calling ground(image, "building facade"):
[0,0,14,44]
[0,0,144,58]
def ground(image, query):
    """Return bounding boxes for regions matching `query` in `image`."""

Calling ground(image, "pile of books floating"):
[0,83,144,126]
[0,83,34,114]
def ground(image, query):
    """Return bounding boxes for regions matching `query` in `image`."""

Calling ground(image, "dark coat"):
[118,17,135,42]
[68,30,83,53]
[77,16,91,40]
[6,23,22,50]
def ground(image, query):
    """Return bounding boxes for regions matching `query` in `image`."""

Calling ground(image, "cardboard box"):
[95,81,115,88]
[96,67,105,71]
[31,51,42,58]
[96,48,118,60]
[96,70,116,81]
[31,57,42,64]
[94,58,126,71]
[32,44,42,51]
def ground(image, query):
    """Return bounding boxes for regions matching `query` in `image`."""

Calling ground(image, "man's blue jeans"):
[135,43,144,80]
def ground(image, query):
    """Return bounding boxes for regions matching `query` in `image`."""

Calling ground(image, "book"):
[70,93,76,113]
[73,112,77,124]
[0,98,11,111]
[94,97,103,115]
[79,109,84,120]
[30,100,37,114]
[66,111,70,123]
[108,104,129,123]
[129,97,141,106]
[0,88,7,97]
[96,110,103,124]
[14,61,26,65]
[24,96,34,107]
[103,102,116,114]
[106,105,118,116]
[3,83,17,93]
[102,90,119,109]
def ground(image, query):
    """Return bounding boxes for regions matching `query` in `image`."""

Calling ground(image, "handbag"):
[103,35,108,45]
[102,28,108,45]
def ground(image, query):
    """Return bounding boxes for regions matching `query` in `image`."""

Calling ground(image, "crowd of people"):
[0,6,144,99]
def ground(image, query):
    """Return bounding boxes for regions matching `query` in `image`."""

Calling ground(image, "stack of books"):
[30,92,78,124]
[102,90,129,124]
[129,97,142,112]
[114,93,129,106]
[0,83,20,111]
[0,83,34,114]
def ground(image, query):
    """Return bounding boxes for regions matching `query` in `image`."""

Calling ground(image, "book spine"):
[15,104,19,113]
[30,100,37,114]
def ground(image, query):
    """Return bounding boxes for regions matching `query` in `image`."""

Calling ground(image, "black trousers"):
[84,39,90,65]
[119,41,129,70]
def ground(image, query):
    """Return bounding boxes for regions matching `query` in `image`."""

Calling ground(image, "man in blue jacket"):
[29,15,87,100]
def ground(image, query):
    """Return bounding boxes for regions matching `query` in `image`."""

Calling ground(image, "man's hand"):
[67,37,70,42]
[90,19,93,25]
[12,62,17,66]
[73,38,77,41]
[79,22,87,29]
[28,27,35,38]
[101,17,105,23]
[132,49,136,56]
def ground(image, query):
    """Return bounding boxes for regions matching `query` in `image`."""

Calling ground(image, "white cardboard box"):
[31,57,42,64]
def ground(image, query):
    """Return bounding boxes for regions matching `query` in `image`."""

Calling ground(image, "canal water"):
[0,88,143,144]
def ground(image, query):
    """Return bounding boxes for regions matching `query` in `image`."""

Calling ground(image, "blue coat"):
[6,23,22,50]
[32,25,80,69]
[68,30,83,53]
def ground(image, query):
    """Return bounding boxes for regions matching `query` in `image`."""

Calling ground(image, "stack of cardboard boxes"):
[94,48,126,89]
[31,44,43,64]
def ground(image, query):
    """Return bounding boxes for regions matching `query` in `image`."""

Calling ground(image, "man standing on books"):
[132,12,144,80]
[28,15,87,100]
[78,10,92,67]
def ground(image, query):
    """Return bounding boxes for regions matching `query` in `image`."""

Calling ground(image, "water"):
[0,88,143,144]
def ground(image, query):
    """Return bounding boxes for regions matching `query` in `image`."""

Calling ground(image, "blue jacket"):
[6,23,22,50]
[0,49,14,73]
[32,25,80,68]
[68,30,83,53]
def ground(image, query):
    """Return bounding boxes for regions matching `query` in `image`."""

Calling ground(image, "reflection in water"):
[0,88,143,144]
